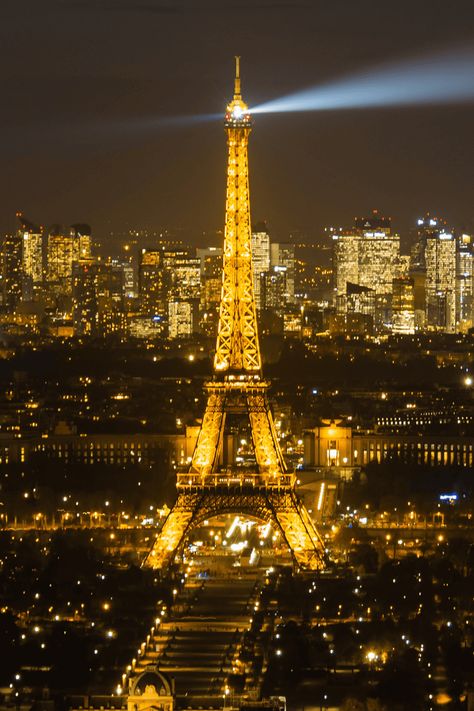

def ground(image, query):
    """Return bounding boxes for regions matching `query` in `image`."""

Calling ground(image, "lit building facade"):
[392,277,415,334]
[261,265,287,315]
[303,420,473,470]
[47,226,80,294]
[72,259,97,335]
[73,260,125,337]
[332,230,359,302]
[1,233,23,311]
[251,223,270,310]
[18,215,43,288]
[271,242,296,303]
[168,299,194,338]
[164,250,201,302]
[139,248,167,317]
[425,230,456,332]
[71,223,92,260]
[332,211,400,329]
[456,233,473,332]
[199,251,222,336]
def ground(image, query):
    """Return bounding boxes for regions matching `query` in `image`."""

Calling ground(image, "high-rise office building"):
[164,249,201,302]
[201,253,222,309]
[168,300,194,338]
[410,214,458,332]
[425,230,456,333]
[1,233,23,311]
[138,248,167,317]
[71,224,92,260]
[47,225,82,294]
[109,259,136,300]
[72,259,97,335]
[73,260,125,337]
[261,266,287,315]
[411,214,447,271]
[271,242,296,303]
[18,214,43,288]
[164,249,200,338]
[251,223,270,310]
[456,233,473,332]
[196,246,222,273]
[200,251,222,337]
[332,230,359,303]
[355,213,399,297]
[332,211,400,327]
[392,277,415,334]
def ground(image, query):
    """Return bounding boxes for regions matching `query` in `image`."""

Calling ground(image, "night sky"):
[1,0,473,243]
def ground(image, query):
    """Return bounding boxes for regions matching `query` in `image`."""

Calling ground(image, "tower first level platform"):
[143,484,327,572]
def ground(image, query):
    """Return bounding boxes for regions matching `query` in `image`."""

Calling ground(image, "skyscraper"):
[199,251,223,337]
[168,300,194,338]
[1,232,23,311]
[355,212,399,297]
[251,223,270,310]
[270,242,296,303]
[71,224,92,260]
[332,230,359,305]
[18,214,43,288]
[47,225,82,294]
[164,249,201,337]
[332,211,400,328]
[261,265,287,315]
[456,233,473,332]
[425,230,456,332]
[138,248,167,317]
[164,249,201,302]
[72,259,98,335]
[73,260,125,337]
[392,277,415,334]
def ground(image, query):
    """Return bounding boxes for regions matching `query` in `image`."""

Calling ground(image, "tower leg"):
[190,391,226,478]
[268,491,327,571]
[247,392,287,475]
[143,492,201,570]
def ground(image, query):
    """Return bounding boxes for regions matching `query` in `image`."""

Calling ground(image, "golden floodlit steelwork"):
[144,58,327,571]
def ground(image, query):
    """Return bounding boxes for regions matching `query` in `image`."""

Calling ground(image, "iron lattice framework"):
[144,58,327,572]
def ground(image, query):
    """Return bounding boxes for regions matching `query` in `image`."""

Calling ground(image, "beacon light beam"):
[96,112,221,135]
[251,47,474,115]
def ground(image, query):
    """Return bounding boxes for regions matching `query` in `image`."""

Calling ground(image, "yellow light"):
[317,482,325,511]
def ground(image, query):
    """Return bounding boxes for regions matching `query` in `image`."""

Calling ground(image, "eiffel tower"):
[144,58,326,571]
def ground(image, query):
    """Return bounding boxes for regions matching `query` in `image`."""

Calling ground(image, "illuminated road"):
[134,568,262,706]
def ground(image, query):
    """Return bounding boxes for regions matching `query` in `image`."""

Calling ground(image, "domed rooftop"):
[129,666,173,698]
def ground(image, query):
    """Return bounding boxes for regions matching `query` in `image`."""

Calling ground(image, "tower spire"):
[234,55,241,98]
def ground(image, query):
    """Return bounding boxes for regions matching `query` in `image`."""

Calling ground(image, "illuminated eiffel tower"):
[144,59,326,571]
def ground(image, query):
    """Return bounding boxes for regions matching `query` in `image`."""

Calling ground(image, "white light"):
[232,106,243,119]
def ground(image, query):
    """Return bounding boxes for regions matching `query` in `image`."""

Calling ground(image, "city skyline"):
[0,42,474,710]
[0,0,473,240]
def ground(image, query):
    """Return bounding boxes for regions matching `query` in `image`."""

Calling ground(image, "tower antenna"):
[234,55,241,98]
